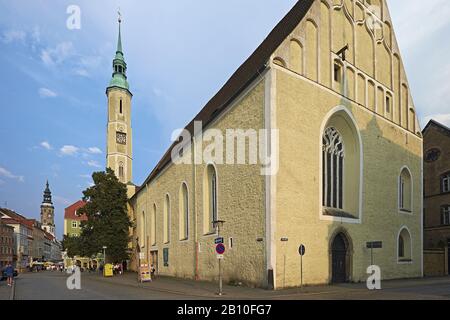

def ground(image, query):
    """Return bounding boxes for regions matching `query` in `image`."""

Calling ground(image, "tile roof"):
[64,200,88,221]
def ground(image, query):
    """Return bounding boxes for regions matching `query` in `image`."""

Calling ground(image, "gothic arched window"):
[322,127,345,209]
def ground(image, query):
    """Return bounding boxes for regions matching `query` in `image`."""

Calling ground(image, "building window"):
[119,100,123,114]
[399,168,412,212]
[163,195,170,244]
[72,221,77,228]
[322,127,344,209]
[119,163,124,182]
[425,148,440,163]
[179,183,189,240]
[334,61,342,83]
[398,228,412,262]
[441,206,450,226]
[386,94,391,114]
[151,204,156,246]
[140,211,146,248]
[204,164,218,234]
[441,173,450,193]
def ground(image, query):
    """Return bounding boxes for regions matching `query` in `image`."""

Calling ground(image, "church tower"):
[40,180,55,236]
[106,14,133,184]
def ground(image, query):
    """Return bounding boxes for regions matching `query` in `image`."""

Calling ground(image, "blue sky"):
[0,0,449,239]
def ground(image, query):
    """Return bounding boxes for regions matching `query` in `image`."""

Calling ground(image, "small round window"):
[425,148,441,162]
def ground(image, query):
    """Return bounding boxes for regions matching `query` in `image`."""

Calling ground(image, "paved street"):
[7,271,450,300]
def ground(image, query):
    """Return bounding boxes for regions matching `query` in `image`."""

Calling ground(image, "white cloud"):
[0,166,24,182]
[79,174,92,179]
[87,160,102,168]
[87,147,102,154]
[74,68,89,77]
[423,114,450,128]
[40,141,52,150]
[60,145,79,156]
[38,88,57,98]
[40,41,74,66]
[1,30,26,43]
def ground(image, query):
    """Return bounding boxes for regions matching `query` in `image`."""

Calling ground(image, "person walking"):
[5,263,14,287]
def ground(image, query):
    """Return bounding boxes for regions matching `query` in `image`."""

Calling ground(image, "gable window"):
[386,94,391,114]
[334,62,342,83]
[441,206,450,226]
[399,168,412,213]
[441,173,450,193]
[322,127,344,209]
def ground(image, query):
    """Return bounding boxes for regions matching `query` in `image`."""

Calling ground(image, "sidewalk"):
[0,281,12,300]
[84,272,450,300]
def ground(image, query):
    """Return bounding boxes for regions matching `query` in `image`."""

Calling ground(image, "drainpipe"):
[193,136,199,280]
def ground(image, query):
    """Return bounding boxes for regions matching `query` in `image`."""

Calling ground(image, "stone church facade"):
[107,0,423,289]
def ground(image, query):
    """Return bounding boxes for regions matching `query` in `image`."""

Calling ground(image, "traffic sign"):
[215,237,224,244]
[216,243,225,255]
[299,244,306,256]
[217,254,224,260]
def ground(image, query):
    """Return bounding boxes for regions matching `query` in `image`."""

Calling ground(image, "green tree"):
[77,168,132,263]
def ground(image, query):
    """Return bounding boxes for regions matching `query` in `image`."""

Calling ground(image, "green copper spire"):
[108,11,130,91]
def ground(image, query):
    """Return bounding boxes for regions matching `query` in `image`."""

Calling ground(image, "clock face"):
[116,132,127,145]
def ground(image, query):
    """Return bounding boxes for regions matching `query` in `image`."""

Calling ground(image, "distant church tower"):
[41,181,55,236]
[106,13,133,184]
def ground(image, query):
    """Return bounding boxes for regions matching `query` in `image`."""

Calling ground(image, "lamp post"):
[213,220,226,296]
[102,246,107,265]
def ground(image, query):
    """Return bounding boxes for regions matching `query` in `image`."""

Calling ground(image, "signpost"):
[298,244,306,287]
[213,220,226,296]
[366,241,383,266]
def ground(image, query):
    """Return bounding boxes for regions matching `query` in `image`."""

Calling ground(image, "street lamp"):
[102,246,107,265]
[212,220,226,296]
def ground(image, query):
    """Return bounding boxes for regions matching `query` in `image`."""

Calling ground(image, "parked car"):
[1,269,18,281]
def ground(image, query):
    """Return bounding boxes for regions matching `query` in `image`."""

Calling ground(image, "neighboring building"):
[0,219,14,268]
[0,208,33,271]
[30,220,46,262]
[41,181,56,237]
[106,0,423,288]
[423,120,450,275]
[63,200,99,269]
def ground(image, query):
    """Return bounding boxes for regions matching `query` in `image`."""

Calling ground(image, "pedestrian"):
[4,263,14,287]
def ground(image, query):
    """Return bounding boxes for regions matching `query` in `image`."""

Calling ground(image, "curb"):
[10,280,15,300]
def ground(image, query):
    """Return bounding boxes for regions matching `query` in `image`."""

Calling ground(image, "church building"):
[106,0,423,289]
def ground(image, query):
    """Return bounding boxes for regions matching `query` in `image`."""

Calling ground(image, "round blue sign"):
[216,243,225,255]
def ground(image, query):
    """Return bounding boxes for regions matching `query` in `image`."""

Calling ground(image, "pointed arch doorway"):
[331,232,352,283]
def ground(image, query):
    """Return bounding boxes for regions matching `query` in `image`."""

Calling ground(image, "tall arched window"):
[179,183,189,240]
[140,211,146,248]
[204,164,218,234]
[398,228,412,262]
[399,167,412,213]
[151,204,156,246]
[163,195,170,244]
[118,162,124,182]
[323,127,345,209]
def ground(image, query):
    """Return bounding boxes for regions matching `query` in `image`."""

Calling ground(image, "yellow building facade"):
[125,0,423,289]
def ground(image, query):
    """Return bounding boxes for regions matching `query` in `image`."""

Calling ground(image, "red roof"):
[0,208,33,230]
[64,200,88,221]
